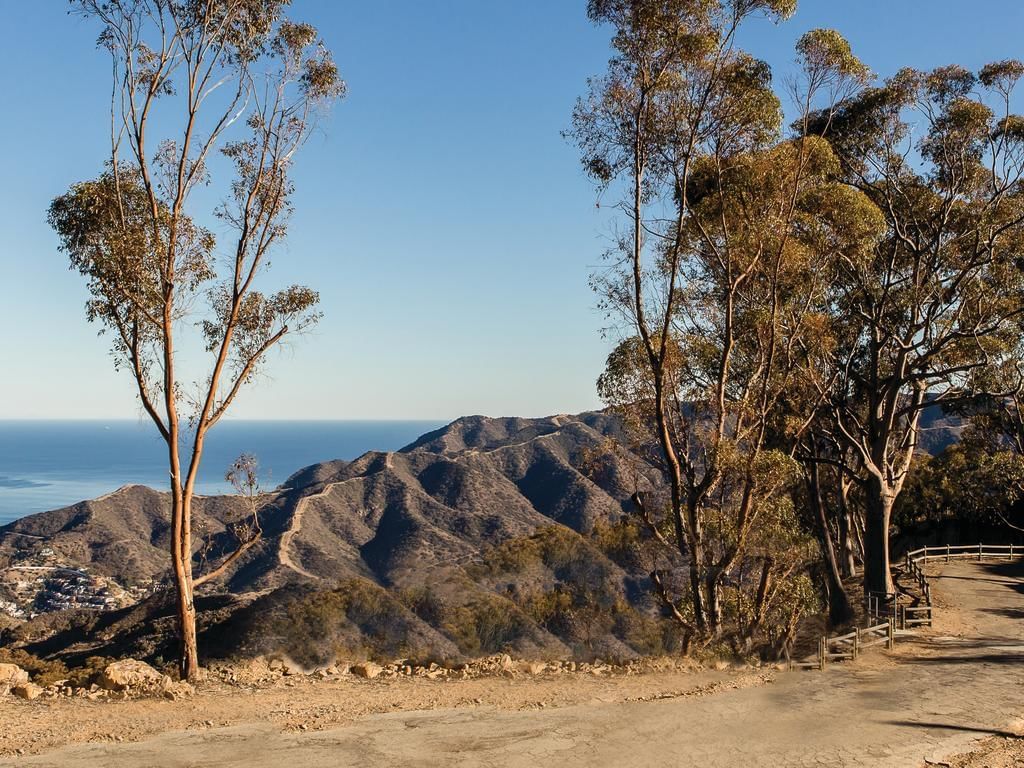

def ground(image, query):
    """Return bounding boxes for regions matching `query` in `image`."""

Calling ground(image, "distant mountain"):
[0,406,969,667]
[0,412,677,666]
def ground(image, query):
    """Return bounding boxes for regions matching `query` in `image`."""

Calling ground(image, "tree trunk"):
[688,561,706,633]
[705,572,722,636]
[837,478,857,578]
[653,372,707,634]
[741,559,773,648]
[807,463,853,625]
[171,490,200,681]
[863,476,895,596]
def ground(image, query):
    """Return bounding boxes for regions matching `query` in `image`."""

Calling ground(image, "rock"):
[0,663,29,695]
[519,661,546,676]
[98,659,165,692]
[351,662,382,680]
[247,657,271,673]
[161,680,195,701]
[12,682,43,700]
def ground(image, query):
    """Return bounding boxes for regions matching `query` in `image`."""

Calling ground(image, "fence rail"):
[789,542,1018,672]
[906,543,1019,563]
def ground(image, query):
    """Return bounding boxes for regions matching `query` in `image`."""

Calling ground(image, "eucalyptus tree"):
[571,0,871,639]
[48,0,344,680]
[806,61,1024,595]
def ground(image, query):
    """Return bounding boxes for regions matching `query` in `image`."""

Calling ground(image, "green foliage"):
[896,444,1024,530]
[48,167,215,359]
[592,517,648,571]
[467,524,694,656]
[457,596,530,655]
[0,648,117,688]
[0,648,68,686]
[796,29,869,83]
[399,587,530,656]
[254,579,434,667]
[474,525,609,580]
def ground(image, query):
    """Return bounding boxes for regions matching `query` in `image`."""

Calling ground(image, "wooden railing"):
[905,543,1020,563]
[790,542,1019,672]
[790,621,894,671]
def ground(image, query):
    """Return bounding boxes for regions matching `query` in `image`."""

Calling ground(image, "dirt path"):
[4,560,1024,767]
[277,486,329,580]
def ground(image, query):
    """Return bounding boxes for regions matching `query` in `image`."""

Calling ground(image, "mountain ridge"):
[0,411,673,665]
[0,405,965,666]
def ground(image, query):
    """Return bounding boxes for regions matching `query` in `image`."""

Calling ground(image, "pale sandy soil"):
[0,660,771,759]
[939,736,1024,768]
[3,560,1024,768]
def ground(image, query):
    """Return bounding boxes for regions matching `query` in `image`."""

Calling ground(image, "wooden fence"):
[789,621,893,671]
[789,542,1018,672]
[905,543,1019,563]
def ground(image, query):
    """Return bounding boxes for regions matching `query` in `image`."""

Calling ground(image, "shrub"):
[0,648,68,686]
[225,578,440,667]
[591,518,647,571]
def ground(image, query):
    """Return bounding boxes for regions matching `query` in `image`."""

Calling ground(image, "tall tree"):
[807,61,1024,595]
[48,0,344,680]
[572,0,869,638]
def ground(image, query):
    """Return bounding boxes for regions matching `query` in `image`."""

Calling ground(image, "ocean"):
[0,420,445,526]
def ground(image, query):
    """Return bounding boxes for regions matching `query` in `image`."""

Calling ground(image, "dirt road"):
[5,560,1024,767]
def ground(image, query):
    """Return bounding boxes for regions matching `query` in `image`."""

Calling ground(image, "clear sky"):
[2,1,1023,421]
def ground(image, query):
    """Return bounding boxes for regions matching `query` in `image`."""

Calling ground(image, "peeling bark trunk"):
[863,476,895,596]
[170,488,200,681]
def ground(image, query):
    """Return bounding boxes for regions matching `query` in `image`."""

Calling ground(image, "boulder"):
[0,663,29,695]
[12,683,43,701]
[351,662,382,680]
[98,659,165,692]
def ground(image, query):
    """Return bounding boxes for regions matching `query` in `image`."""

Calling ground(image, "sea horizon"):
[0,419,447,526]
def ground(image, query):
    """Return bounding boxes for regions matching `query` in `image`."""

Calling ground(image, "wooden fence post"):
[979,542,983,561]
[887,618,894,649]
[854,628,860,660]
[946,543,950,563]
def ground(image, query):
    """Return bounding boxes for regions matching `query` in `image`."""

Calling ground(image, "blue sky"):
[2,1,1023,420]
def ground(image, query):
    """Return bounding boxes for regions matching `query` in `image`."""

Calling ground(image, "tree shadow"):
[928,574,1017,586]
[883,720,1021,738]
[980,607,1024,620]
[900,652,1024,666]
[978,560,1024,597]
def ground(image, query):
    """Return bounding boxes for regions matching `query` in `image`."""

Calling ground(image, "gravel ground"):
[2,559,1023,767]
